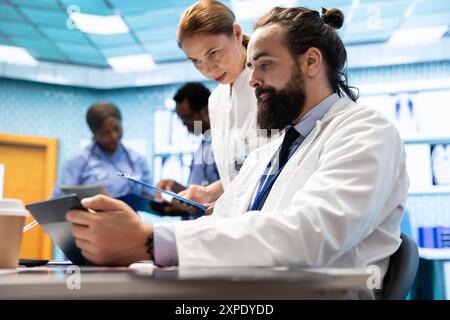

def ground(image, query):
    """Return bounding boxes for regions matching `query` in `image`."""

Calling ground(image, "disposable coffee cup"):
[0,199,29,269]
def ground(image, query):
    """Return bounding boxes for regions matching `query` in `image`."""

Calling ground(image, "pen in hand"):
[22,220,39,233]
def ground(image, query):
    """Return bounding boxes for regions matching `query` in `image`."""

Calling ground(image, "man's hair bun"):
[321,7,344,30]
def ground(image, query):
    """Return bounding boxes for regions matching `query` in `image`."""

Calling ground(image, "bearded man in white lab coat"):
[66,6,409,295]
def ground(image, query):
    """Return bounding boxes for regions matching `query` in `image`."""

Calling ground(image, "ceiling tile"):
[59,0,114,15]
[67,53,108,67]
[412,0,450,15]
[11,35,54,50]
[100,44,144,57]
[87,33,137,47]
[343,31,391,45]
[143,40,185,62]
[344,16,400,34]
[402,12,450,28]
[0,3,26,22]
[123,8,184,30]
[0,34,12,45]
[109,0,186,15]
[27,47,68,62]
[19,7,68,28]
[10,0,60,10]
[40,26,91,44]
[56,42,100,56]
[290,0,352,11]
[0,21,41,37]
[135,26,177,43]
[351,1,411,21]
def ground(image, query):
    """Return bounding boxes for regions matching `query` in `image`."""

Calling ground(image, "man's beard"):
[256,66,306,131]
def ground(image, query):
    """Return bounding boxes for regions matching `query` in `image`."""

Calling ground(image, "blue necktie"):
[278,127,301,169]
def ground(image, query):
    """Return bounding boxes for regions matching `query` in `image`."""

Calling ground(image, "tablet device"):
[19,259,49,267]
[60,185,109,199]
[117,172,207,215]
[25,195,90,265]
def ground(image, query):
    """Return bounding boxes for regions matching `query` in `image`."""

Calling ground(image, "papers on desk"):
[129,261,178,277]
[129,261,156,276]
[46,260,73,266]
[271,266,370,276]
[303,268,370,276]
[0,269,18,275]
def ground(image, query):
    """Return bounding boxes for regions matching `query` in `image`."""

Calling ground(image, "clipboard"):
[117,172,207,214]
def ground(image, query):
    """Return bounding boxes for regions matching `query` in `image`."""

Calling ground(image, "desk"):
[0,266,372,300]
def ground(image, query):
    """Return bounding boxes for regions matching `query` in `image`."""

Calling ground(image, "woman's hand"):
[178,185,212,204]
[203,202,215,215]
[155,179,186,200]
[179,180,223,204]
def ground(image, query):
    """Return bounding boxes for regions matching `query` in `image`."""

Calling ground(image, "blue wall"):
[0,78,188,181]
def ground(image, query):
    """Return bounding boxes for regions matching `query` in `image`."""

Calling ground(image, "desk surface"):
[0,265,372,300]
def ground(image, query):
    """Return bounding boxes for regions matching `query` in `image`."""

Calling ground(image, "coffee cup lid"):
[0,198,29,217]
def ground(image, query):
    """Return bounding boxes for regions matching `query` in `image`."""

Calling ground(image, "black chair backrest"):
[381,233,419,300]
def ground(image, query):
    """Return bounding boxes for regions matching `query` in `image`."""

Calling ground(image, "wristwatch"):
[146,234,154,261]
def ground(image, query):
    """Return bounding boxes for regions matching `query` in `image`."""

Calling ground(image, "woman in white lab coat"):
[175,0,269,208]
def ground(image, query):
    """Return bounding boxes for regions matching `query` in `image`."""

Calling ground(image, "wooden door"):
[0,133,58,259]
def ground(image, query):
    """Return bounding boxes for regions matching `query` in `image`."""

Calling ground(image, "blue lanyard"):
[250,162,287,211]
[250,133,304,211]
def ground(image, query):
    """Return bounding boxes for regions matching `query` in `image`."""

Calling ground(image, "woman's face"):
[181,24,246,84]
[94,116,122,154]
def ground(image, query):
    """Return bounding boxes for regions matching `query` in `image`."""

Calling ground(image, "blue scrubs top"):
[52,143,151,198]
[187,133,220,187]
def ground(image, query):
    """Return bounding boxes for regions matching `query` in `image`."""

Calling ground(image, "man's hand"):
[156,180,186,200]
[150,201,191,216]
[66,195,152,266]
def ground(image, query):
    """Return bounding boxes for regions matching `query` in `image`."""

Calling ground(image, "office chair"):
[381,233,419,300]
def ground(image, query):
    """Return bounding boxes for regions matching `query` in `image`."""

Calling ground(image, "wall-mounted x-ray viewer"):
[431,144,450,186]
[406,142,450,194]
[359,90,450,141]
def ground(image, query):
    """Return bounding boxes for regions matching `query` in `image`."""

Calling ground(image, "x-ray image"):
[431,144,450,186]
[358,94,421,140]
[393,94,420,138]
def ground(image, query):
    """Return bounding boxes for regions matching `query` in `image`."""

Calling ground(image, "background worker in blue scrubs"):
[52,102,151,198]
[155,83,219,216]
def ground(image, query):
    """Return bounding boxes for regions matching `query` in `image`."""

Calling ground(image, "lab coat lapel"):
[259,124,323,212]
[232,140,281,214]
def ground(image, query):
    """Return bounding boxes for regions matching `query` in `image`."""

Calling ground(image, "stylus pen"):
[23,220,39,233]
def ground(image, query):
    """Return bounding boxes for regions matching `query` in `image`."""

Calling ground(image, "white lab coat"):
[174,97,409,294]
[209,66,269,190]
